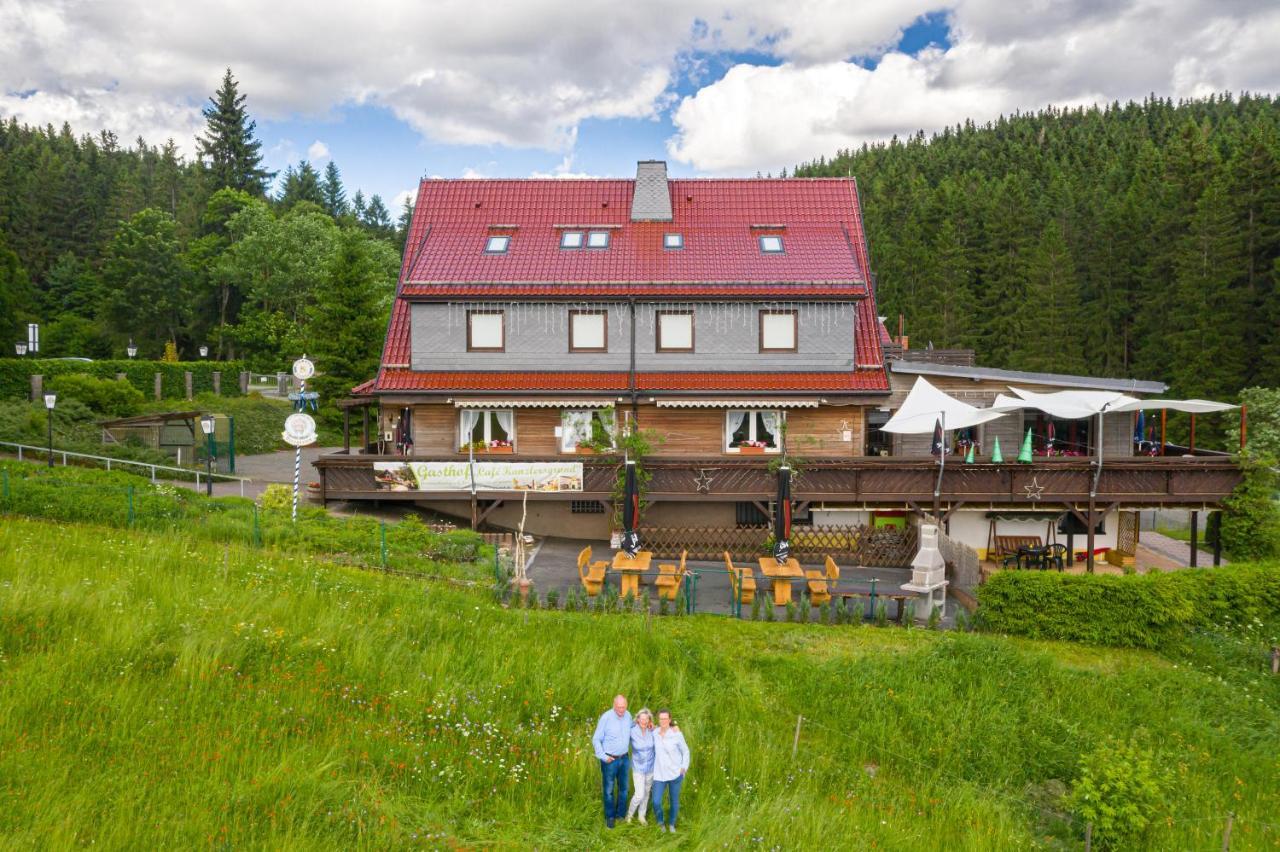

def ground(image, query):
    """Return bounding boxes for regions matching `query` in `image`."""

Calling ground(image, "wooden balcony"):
[314,453,1242,509]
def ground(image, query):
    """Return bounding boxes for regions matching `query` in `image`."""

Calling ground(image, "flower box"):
[737,446,766,455]
[484,446,514,454]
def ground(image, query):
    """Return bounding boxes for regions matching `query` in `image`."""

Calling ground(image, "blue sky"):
[5,0,1275,208]
[256,12,955,207]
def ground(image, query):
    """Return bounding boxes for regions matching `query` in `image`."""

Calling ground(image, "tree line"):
[0,70,403,412]
[794,93,1280,401]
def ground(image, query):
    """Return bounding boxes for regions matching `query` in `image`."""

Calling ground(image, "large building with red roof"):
[317,161,1240,548]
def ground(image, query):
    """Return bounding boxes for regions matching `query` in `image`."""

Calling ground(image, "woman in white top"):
[625,709,656,823]
[649,709,690,833]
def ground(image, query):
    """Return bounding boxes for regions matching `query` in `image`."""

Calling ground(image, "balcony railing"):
[314,453,1242,507]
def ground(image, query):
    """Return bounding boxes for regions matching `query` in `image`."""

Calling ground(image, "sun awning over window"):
[654,399,821,408]
[453,399,616,408]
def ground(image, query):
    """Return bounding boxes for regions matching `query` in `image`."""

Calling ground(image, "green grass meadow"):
[1,516,1279,848]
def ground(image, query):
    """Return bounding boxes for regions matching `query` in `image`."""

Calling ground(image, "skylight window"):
[586,230,611,248]
[664,233,683,250]
[758,235,784,253]
[560,231,584,249]
[485,235,510,253]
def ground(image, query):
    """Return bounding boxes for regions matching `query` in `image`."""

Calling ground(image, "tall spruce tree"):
[198,68,272,195]
[101,208,190,355]
[322,161,348,218]
[278,160,325,209]
[1018,221,1084,374]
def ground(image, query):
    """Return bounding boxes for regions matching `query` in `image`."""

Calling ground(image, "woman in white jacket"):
[649,709,690,833]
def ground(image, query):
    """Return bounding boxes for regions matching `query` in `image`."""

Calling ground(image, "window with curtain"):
[725,409,782,452]
[561,409,616,452]
[467,311,504,351]
[459,409,515,450]
[656,311,694,351]
[569,310,607,351]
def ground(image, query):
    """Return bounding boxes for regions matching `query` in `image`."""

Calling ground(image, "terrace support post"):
[30,374,42,402]
[1189,414,1196,453]
[362,406,370,453]
[1189,511,1199,568]
[212,371,221,396]
[154,373,163,401]
[1213,511,1222,566]
[184,370,193,401]
[343,407,351,453]
[1160,409,1166,456]
[1086,496,1096,573]
[1240,405,1247,452]
[239,371,250,394]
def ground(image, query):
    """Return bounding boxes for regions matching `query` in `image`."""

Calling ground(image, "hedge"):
[976,565,1280,648]
[0,358,246,401]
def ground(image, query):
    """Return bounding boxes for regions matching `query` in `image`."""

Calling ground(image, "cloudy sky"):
[2,0,1278,207]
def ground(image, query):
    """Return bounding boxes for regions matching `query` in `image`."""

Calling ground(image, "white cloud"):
[669,0,1280,173]
[391,188,416,212]
[306,139,330,161]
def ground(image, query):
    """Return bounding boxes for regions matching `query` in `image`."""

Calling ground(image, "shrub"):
[658,597,669,617]
[0,358,245,402]
[977,564,1280,648]
[259,483,294,513]
[1220,460,1280,560]
[764,596,775,621]
[1067,736,1167,848]
[874,600,888,627]
[750,593,761,621]
[926,604,942,630]
[47,373,145,417]
[545,589,559,610]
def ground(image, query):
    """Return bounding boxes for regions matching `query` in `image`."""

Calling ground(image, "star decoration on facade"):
[1022,477,1045,500]
[693,468,716,494]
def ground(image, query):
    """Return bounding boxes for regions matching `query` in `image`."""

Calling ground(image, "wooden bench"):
[803,556,841,606]
[578,546,607,596]
[723,552,756,606]
[994,535,1043,560]
[654,550,688,601]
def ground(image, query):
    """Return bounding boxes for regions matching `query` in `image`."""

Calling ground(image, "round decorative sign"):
[291,357,315,381]
[282,412,318,447]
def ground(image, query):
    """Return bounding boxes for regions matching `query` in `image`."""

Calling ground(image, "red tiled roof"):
[375,368,888,393]
[400,178,869,294]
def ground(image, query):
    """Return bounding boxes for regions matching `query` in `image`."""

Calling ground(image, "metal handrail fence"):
[0,440,252,496]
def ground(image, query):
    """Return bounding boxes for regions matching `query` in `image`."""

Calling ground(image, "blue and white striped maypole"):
[283,356,318,523]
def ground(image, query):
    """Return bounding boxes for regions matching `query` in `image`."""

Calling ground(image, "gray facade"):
[410,301,857,373]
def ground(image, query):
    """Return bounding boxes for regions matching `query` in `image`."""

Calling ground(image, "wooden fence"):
[636,524,918,566]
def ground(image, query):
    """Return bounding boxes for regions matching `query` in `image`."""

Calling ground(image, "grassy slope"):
[1,518,1278,849]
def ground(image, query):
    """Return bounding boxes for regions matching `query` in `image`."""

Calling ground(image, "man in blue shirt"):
[591,694,632,828]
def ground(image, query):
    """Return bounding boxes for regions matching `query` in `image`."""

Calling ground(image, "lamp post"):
[126,339,138,359]
[200,414,216,496]
[199,345,208,358]
[43,393,56,467]
[15,342,27,356]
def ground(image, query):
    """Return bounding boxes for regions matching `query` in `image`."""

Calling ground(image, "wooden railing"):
[314,453,1243,507]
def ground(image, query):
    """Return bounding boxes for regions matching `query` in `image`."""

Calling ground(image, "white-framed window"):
[664,233,683,249]
[758,235,784,253]
[561,409,616,452]
[467,310,504,351]
[569,310,607,352]
[759,310,797,352]
[560,231,584,249]
[725,409,782,453]
[460,409,515,451]
[485,235,510,253]
[586,230,611,248]
[656,310,694,352]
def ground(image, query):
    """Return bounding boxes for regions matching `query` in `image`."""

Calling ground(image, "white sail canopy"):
[881,377,1011,434]
[1108,398,1238,414]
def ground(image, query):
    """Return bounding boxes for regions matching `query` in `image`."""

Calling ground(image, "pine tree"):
[197,68,272,195]
[278,160,325,209]
[101,209,190,355]
[363,194,392,235]
[322,161,347,218]
[306,228,393,422]
[397,195,415,251]
[1018,221,1083,373]
[350,190,367,222]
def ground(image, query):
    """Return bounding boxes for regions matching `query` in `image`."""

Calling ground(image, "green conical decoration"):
[990,437,1003,463]
[964,445,975,464]
[1017,428,1034,463]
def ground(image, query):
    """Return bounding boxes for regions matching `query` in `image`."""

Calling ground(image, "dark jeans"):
[599,755,630,821]
[651,775,683,827]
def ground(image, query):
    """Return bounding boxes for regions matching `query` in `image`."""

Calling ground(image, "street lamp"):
[200,414,216,496]
[199,345,209,358]
[126,339,138,359]
[15,342,27,356]
[43,393,56,468]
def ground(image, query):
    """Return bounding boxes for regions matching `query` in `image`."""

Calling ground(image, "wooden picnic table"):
[757,556,803,605]
[612,551,653,597]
